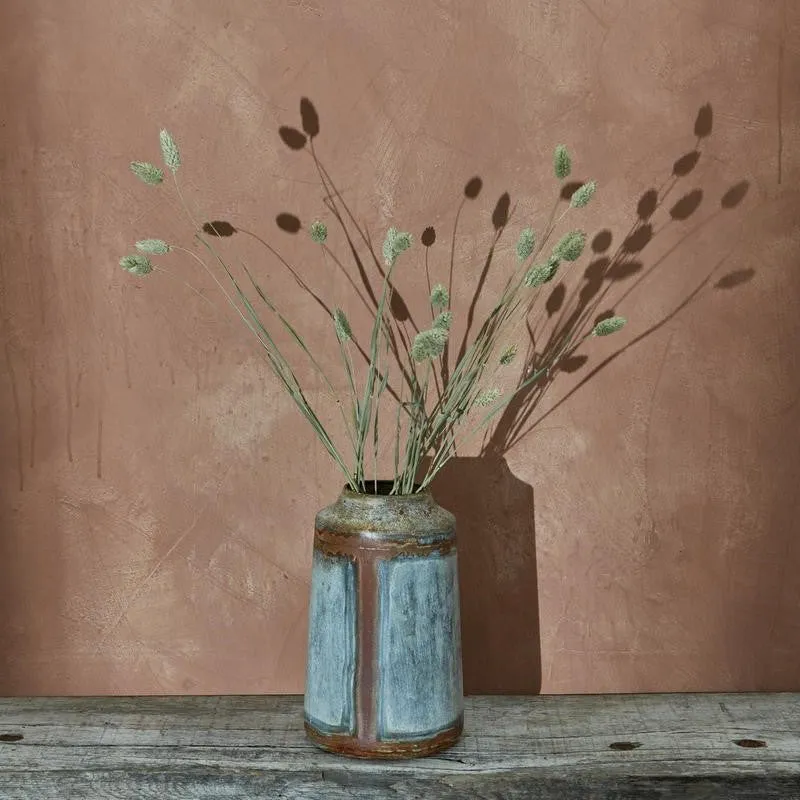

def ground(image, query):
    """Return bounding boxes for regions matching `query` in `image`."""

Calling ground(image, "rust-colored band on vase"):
[354,552,378,742]
[314,528,455,559]
[304,715,464,760]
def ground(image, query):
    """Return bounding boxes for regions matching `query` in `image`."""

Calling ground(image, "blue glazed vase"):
[304,482,463,759]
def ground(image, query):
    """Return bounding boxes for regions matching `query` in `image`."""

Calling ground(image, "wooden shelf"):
[0,693,798,797]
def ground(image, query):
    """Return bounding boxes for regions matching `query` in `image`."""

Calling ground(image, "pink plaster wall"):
[0,0,798,694]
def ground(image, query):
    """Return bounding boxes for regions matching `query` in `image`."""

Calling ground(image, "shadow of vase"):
[425,454,541,695]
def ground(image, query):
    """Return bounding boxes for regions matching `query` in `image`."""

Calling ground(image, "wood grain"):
[0,693,797,798]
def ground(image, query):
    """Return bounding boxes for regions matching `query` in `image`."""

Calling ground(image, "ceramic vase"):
[304,481,463,759]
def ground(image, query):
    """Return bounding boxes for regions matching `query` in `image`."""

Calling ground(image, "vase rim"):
[342,480,429,500]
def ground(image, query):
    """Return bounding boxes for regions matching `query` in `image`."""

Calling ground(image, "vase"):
[303,481,463,759]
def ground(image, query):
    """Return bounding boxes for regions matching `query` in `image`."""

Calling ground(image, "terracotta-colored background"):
[1,0,798,695]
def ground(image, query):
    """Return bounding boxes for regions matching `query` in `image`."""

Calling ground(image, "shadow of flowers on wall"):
[202,99,751,694]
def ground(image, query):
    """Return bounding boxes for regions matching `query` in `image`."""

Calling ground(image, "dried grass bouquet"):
[119,98,625,495]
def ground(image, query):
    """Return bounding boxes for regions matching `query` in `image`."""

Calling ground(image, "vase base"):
[304,716,463,760]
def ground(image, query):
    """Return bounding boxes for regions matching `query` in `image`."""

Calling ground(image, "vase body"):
[304,482,463,759]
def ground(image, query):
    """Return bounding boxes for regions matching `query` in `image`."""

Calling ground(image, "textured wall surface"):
[0,0,798,695]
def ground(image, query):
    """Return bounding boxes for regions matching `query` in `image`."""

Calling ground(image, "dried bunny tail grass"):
[382,227,413,268]
[593,315,626,336]
[430,283,449,309]
[499,344,517,365]
[411,328,447,362]
[433,311,452,331]
[135,239,170,254]
[524,256,560,287]
[516,227,536,261]
[570,181,597,209]
[333,308,352,341]
[119,254,153,275]
[553,230,586,261]
[474,387,500,407]
[309,220,328,244]
[554,145,571,180]
[159,129,181,173]
[130,161,163,185]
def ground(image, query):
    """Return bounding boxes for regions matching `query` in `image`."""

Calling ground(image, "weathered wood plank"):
[0,694,797,798]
